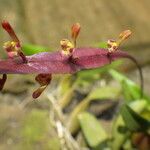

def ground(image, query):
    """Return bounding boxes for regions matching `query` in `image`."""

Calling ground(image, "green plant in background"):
[54,39,149,149]
[20,42,150,150]
[21,110,49,145]
[20,40,150,150]
[66,70,150,150]
[51,65,149,149]
[20,109,60,150]
[54,47,149,149]
[78,112,108,150]
[0,21,149,150]
[22,44,50,55]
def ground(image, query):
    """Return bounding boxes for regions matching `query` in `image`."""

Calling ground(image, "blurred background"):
[0,0,150,150]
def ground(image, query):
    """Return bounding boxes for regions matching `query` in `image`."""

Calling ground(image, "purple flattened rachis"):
[0,21,143,99]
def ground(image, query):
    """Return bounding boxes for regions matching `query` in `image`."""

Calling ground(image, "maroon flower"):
[0,21,143,99]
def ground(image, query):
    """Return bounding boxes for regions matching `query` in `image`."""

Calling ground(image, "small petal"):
[35,74,52,86]
[32,85,47,99]
[71,23,81,47]
[33,74,52,99]
[2,21,20,43]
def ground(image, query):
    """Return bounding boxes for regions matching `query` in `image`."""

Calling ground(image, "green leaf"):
[22,44,50,55]
[68,98,90,134]
[122,80,143,101]
[129,100,148,112]
[109,69,150,102]
[111,100,147,150]
[88,86,120,99]
[88,86,121,100]
[78,112,107,149]
[68,86,120,134]
[121,104,150,132]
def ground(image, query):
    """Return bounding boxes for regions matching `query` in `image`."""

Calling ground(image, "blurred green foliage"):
[21,109,49,147]
[64,69,150,150]
[20,109,60,150]
[0,108,60,150]
[78,112,108,149]
[22,44,50,55]
[0,42,149,150]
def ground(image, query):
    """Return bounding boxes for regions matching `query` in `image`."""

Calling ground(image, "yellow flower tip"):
[60,39,74,55]
[118,30,132,45]
[3,41,20,58]
[3,41,19,50]
[119,30,132,41]
[107,39,119,53]
[3,41,12,48]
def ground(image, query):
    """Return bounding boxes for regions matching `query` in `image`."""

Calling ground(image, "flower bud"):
[71,23,81,40]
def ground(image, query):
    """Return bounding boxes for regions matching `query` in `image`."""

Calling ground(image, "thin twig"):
[47,94,81,150]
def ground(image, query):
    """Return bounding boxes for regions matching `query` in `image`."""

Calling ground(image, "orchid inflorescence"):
[0,21,143,99]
